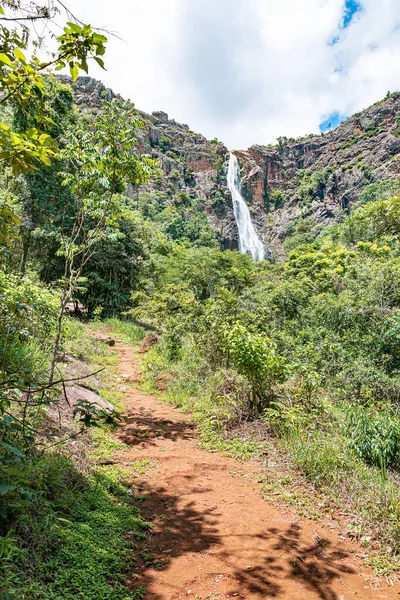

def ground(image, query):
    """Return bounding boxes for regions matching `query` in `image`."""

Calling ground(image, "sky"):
[59,0,400,149]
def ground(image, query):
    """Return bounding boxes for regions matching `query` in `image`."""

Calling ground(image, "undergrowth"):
[1,321,148,599]
[102,318,145,346]
[140,338,265,461]
[2,458,149,599]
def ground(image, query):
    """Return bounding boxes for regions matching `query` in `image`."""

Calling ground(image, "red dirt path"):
[110,339,400,600]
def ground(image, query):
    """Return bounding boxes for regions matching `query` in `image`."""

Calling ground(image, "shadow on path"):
[119,404,196,448]
[121,406,356,599]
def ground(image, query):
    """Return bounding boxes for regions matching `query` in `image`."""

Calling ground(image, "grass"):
[282,427,400,569]
[89,426,126,461]
[2,457,149,599]
[1,319,150,599]
[102,318,145,346]
[139,339,265,462]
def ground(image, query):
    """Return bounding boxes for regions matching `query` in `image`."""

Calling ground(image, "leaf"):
[94,56,105,70]
[70,63,79,81]
[40,156,52,167]
[66,21,83,34]
[0,53,12,66]
[93,33,108,44]
[14,48,26,62]
[25,127,38,140]
[0,484,13,496]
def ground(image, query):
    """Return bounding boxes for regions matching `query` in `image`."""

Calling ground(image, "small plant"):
[73,399,122,428]
[345,406,400,479]
[223,323,286,415]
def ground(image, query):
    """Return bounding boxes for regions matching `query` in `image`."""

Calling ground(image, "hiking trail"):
[106,335,399,600]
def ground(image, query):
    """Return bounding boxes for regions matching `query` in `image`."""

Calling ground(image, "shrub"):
[345,407,400,476]
[223,323,286,415]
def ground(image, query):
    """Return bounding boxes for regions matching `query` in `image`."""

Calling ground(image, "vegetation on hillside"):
[136,196,400,569]
[2,2,400,596]
[0,3,151,598]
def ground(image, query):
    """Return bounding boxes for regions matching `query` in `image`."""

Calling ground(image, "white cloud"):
[61,0,400,148]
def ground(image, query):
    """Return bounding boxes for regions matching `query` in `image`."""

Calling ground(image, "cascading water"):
[227,152,265,262]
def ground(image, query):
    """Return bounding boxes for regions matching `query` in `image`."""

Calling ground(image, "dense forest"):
[1,1,400,598]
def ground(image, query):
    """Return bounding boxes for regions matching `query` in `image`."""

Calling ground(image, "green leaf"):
[0,484,13,496]
[0,53,12,66]
[14,48,26,62]
[66,21,83,34]
[26,128,38,139]
[93,33,108,44]
[94,56,105,69]
[70,63,79,81]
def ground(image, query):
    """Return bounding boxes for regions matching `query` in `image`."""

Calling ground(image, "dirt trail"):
[110,338,399,600]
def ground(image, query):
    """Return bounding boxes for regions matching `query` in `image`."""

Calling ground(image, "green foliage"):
[2,3,400,576]
[1,455,149,599]
[0,2,108,174]
[102,318,144,345]
[359,178,400,205]
[158,135,172,152]
[78,207,157,316]
[136,178,400,562]
[268,188,285,210]
[223,323,286,414]
[342,196,400,244]
[136,190,217,248]
[346,407,400,474]
[283,218,315,252]
[297,168,331,205]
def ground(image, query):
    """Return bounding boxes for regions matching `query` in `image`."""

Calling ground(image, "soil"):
[109,338,400,600]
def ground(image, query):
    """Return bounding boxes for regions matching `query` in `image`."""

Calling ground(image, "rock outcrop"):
[61,76,400,259]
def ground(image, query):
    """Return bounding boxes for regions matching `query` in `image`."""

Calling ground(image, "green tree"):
[0,1,107,174]
[49,98,157,380]
[12,77,77,274]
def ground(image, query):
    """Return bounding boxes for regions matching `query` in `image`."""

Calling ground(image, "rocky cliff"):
[61,76,400,259]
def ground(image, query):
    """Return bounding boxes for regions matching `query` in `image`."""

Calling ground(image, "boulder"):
[64,385,115,411]
[137,333,160,354]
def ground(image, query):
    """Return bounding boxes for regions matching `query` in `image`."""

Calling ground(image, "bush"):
[345,407,400,475]
[223,323,286,415]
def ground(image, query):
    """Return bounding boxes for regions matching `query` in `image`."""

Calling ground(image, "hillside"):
[3,14,400,598]
[63,76,400,258]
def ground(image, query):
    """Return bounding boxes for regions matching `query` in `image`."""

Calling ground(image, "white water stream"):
[227,152,265,262]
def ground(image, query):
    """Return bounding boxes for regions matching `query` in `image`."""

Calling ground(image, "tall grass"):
[103,317,145,345]
[283,427,400,570]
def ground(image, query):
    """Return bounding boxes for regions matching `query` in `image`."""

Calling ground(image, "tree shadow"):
[126,482,355,599]
[120,397,356,598]
[118,404,196,447]
[127,480,283,599]
[229,524,355,600]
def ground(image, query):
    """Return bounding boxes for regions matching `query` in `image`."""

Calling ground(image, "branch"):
[0,16,48,21]
[1,366,105,395]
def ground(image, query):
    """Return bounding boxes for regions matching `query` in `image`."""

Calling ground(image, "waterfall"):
[227,152,265,262]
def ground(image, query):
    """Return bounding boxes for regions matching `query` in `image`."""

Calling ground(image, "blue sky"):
[64,0,400,148]
[319,112,347,132]
[343,0,363,28]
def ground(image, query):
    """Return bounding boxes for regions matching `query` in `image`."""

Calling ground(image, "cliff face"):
[59,76,237,249]
[62,76,400,258]
[236,93,400,257]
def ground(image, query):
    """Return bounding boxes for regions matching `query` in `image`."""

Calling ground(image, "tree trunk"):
[49,292,69,383]
[20,230,31,275]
